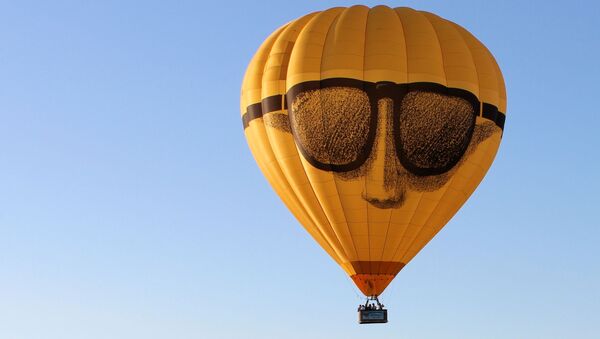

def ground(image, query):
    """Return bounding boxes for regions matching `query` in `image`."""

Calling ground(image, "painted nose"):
[362,98,406,209]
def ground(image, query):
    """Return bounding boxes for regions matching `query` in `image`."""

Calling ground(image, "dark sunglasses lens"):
[396,91,475,176]
[290,87,372,170]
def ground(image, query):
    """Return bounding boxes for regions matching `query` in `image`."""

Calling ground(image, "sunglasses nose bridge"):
[373,81,397,100]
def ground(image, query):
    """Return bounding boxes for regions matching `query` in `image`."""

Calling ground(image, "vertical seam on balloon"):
[445,20,482,116]
[318,8,350,260]
[384,8,440,264]
[489,49,507,114]
[419,10,448,85]
[360,6,372,276]
[298,9,354,266]
[241,23,289,116]
[454,23,503,114]
[473,32,505,113]
[318,7,362,267]
[365,6,391,276]
[386,7,429,265]
[379,119,394,274]
[388,202,425,264]
[480,30,506,113]
[258,16,345,265]
[452,25,488,116]
[395,179,453,264]
[376,98,395,276]
[255,23,330,253]
[289,8,356,267]
[278,12,350,267]
[391,11,453,264]
[321,7,363,265]
[474,39,505,118]
[378,6,409,274]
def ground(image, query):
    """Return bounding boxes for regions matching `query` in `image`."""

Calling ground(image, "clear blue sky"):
[0,1,598,338]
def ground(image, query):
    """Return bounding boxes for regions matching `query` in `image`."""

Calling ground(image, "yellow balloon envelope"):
[241,5,506,297]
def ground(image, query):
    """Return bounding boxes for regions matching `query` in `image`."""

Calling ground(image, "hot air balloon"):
[241,5,506,323]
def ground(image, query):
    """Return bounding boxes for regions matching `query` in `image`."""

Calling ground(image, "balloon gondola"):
[358,296,387,324]
[241,5,506,323]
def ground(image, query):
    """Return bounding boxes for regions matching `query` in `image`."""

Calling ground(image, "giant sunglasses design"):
[243,78,505,209]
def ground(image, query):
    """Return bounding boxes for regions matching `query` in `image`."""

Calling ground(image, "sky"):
[0,0,599,338]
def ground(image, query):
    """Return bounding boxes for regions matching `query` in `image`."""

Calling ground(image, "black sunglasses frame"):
[242,78,506,176]
[286,78,480,176]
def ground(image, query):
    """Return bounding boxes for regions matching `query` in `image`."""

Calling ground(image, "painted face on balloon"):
[263,80,502,209]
